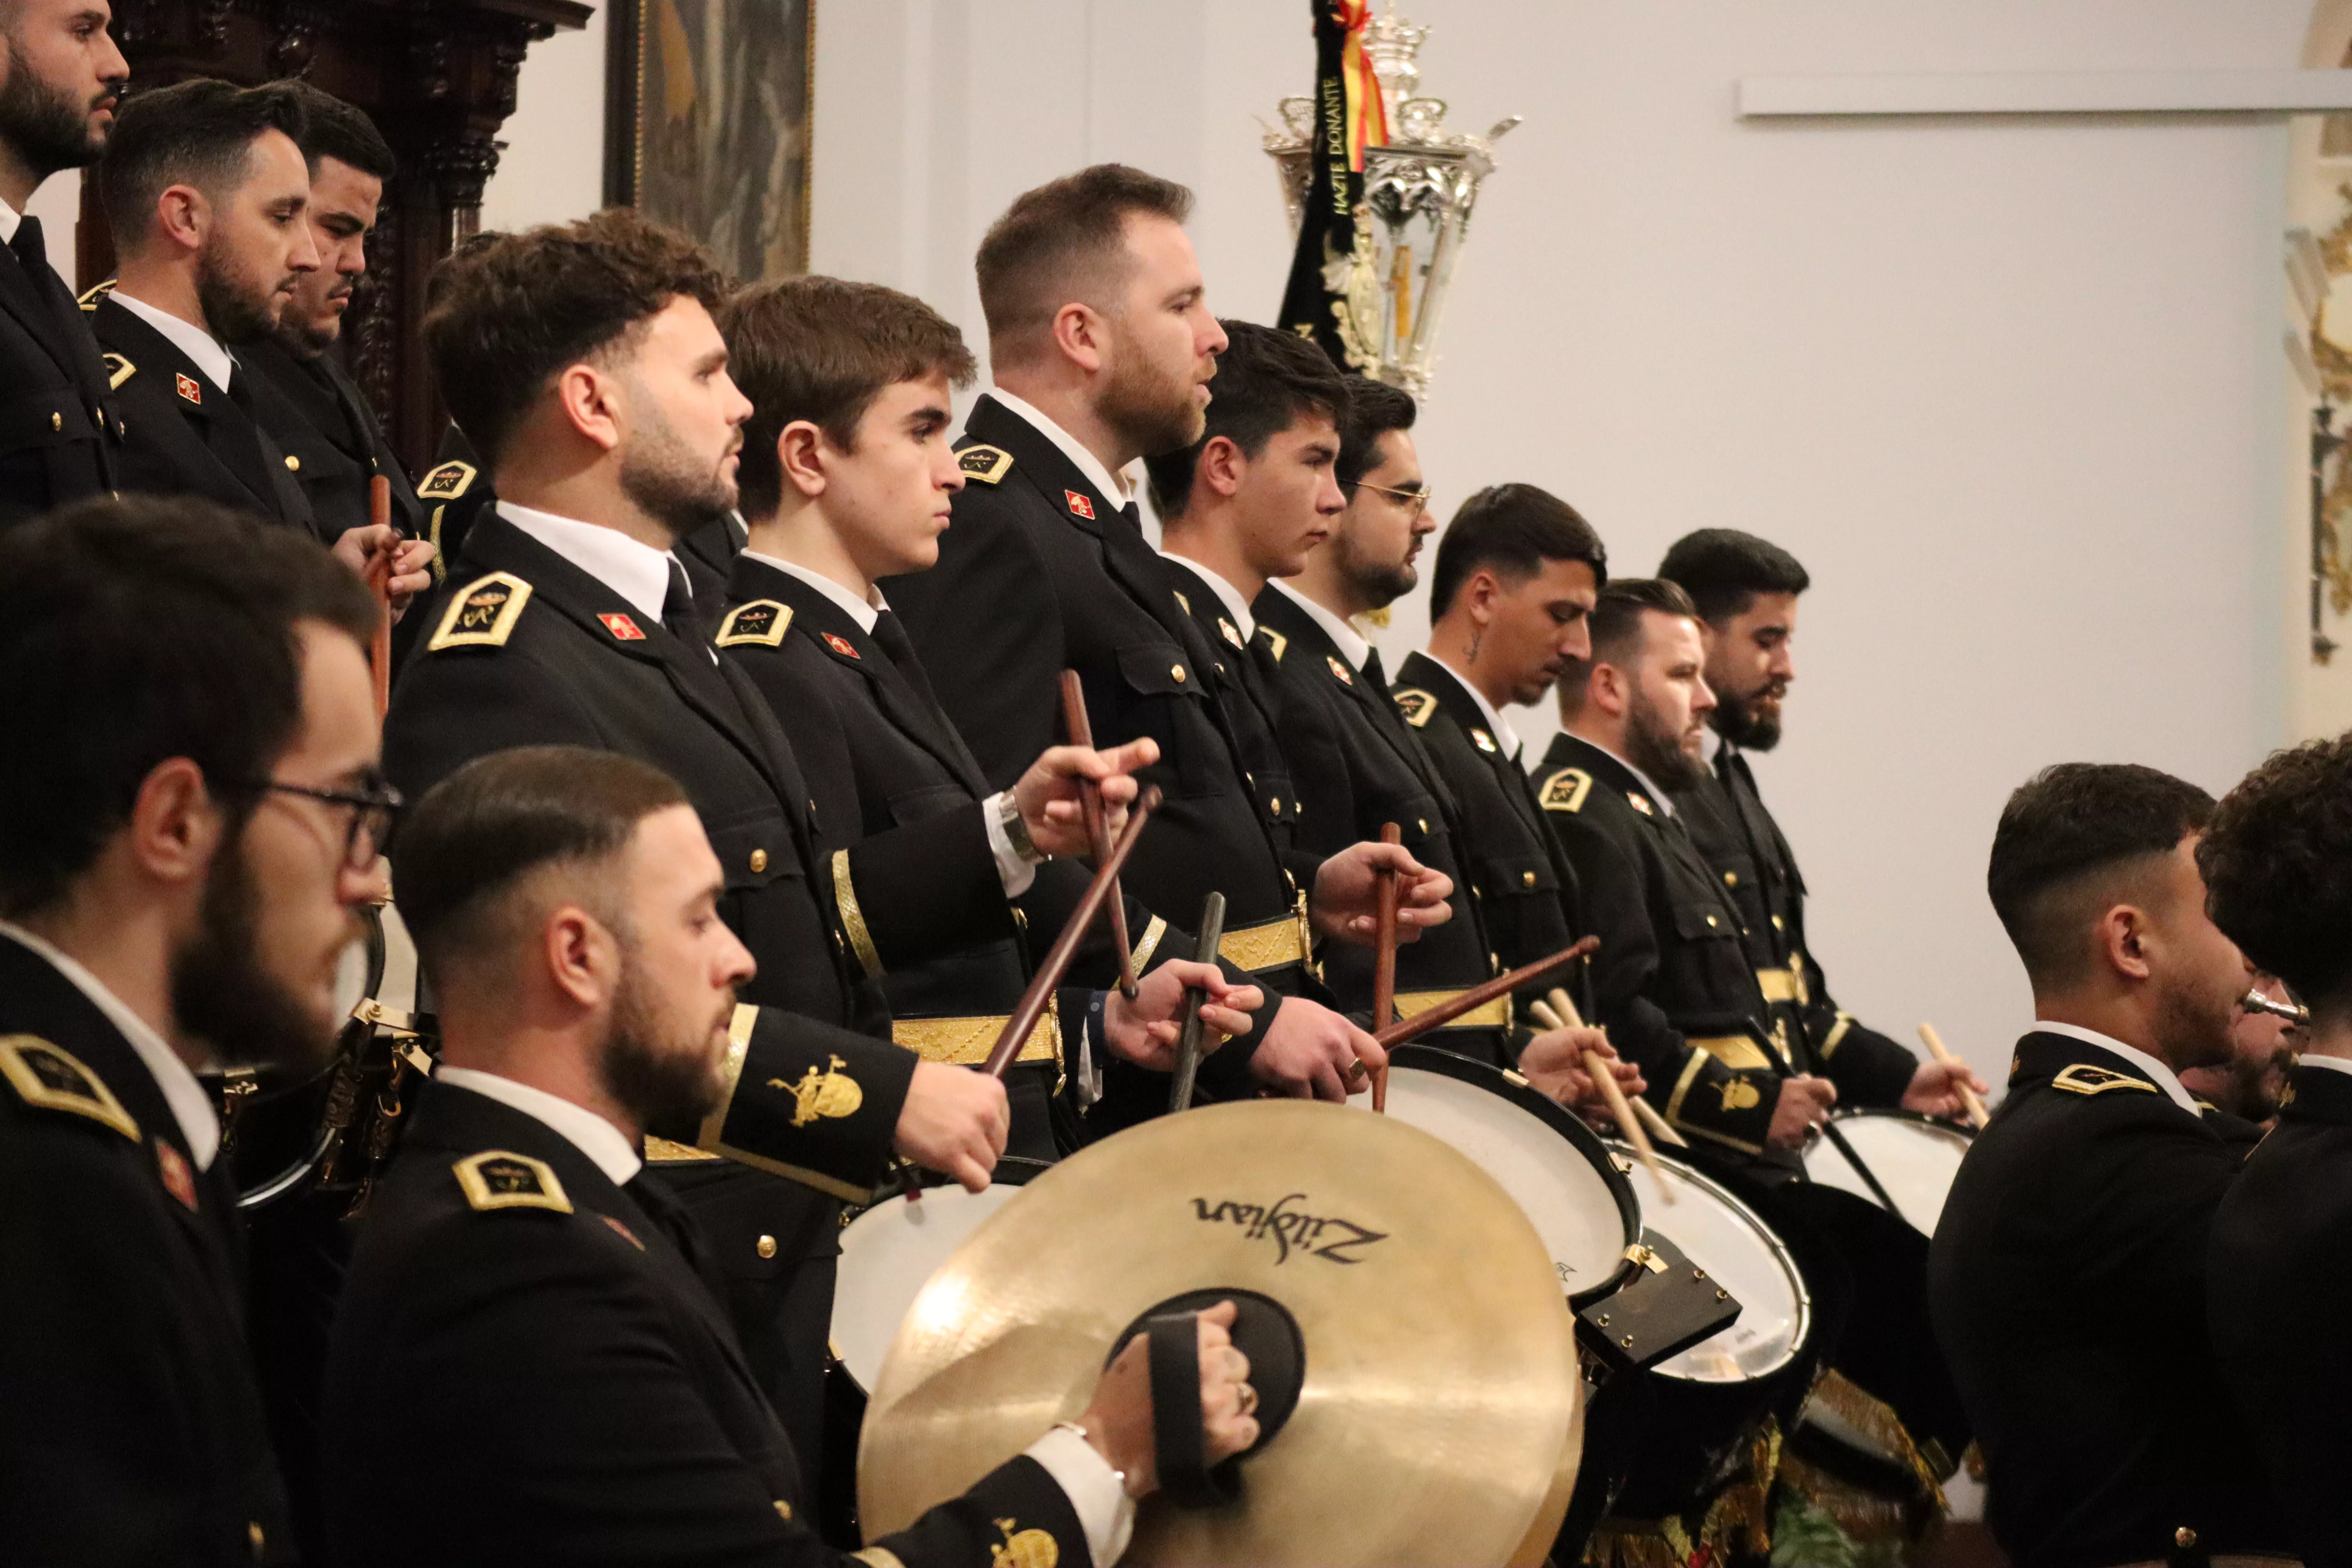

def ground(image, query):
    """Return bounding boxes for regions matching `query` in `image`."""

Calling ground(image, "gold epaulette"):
[715,599,792,648]
[101,352,134,391]
[417,459,477,502]
[428,571,532,652]
[0,1035,138,1140]
[1393,687,1436,727]
[1539,767,1592,813]
[1261,628,1288,662]
[451,1150,572,1212]
[77,279,115,313]
[957,444,1013,484]
[2051,1064,2158,1097]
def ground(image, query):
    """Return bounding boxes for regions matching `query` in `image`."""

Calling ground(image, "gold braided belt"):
[1755,967,1802,1004]
[890,1007,1060,1068]
[1393,989,1512,1031]
[1217,895,1313,972]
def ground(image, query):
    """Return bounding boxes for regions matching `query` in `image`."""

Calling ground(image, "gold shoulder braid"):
[2052,1063,2159,1097]
[716,600,792,648]
[452,1150,572,1213]
[428,572,532,652]
[957,445,1013,485]
[1393,687,1437,727]
[0,1035,138,1140]
[1539,768,1592,813]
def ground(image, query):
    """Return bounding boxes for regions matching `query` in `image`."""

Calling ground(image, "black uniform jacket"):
[1390,653,1591,1024]
[1534,731,1786,1160]
[0,224,119,523]
[85,289,312,529]
[0,932,295,1567]
[1671,743,1919,1109]
[240,337,424,542]
[2212,1057,2352,1568]
[1929,1032,2282,1568]
[1253,590,1509,1060]
[322,1081,1091,1568]
[1157,555,1305,873]
[885,394,1316,1100]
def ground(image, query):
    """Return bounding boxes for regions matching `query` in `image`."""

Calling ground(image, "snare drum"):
[831,1155,1054,1396]
[1802,1110,1970,1237]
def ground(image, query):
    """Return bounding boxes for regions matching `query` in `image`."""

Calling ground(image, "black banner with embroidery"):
[1275,2,1363,368]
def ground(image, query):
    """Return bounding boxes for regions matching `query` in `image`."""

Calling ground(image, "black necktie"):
[621,1170,720,1289]
[871,607,948,711]
[11,216,94,377]
[662,557,700,643]
[1120,500,1142,532]
[1361,648,1387,694]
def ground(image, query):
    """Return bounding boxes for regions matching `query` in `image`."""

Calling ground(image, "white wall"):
[489,1,2315,1091]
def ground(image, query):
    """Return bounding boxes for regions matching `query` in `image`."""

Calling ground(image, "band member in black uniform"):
[0,0,126,524]
[886,165,1450,1112]
[1657,529,1979,1115]
[241,83,425,544]
[385,210,1149,1487]
[712,275,1263,1160]
[2203,735,2352,1566]
[326,746,1260,1568]
[1930,763,2282,1568]
[1390,485,1601,1023]
[2180,971,2296,1134]
[0,494,388,1566]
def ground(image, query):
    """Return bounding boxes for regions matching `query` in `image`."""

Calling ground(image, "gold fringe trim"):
[1586,1419,1781,1568]
[1805,1368,1950,1512]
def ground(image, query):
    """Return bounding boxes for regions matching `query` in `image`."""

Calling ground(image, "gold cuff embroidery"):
[643,1137,720,1163]
[1130,915,1169,971]
[832,848,884,979]
[693,1005,757,1152]
[1392,990,1512,1030]
[893,1004,1060,1067]
[1819,1011,1855,1060]
[1689,1033,1775,1072]
[1664,1051,1710,1127]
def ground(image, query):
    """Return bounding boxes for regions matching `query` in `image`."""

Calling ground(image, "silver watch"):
[998,791,1044,863]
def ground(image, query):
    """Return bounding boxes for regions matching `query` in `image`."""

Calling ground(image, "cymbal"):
[858,1100,1584,1567]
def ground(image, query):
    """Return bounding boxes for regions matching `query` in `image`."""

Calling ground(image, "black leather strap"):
[1145,1311,1232,1508]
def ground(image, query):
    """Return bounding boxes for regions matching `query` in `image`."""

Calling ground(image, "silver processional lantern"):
[1263,7,1518,399]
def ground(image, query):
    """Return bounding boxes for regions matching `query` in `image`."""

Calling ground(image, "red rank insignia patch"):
[598,612,646,641]
[822,632,860,659]
[174,372,201,405]
[156,1141,198,1211]
[1064,490,1095,520]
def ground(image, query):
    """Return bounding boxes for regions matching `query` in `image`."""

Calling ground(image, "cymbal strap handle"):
[1060,669,1137,998]
[1146,1312,1236,1508]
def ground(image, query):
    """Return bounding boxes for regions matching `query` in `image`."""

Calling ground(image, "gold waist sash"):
[1393,989,1512,1031]
[1218,898,1312,972]
[891,1007,1060,1067]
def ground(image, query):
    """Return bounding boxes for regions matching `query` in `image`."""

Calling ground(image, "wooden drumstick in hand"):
[1918,1022,1989,1130]
[365,475,394,722]
[1370,823,1401,1114]
[1530,997,1671,1200]
[1546,987,1686,1149]
[1060,670,1137,998]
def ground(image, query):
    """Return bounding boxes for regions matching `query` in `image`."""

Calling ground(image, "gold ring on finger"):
[1237,1383,1258,1415]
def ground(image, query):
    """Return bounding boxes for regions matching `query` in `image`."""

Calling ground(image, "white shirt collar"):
[1159,551,1255,639]
[434,1067,643,1185]
[1699,726,1725,765]
[0,921,220,1169]
[110,287,237,394]
[2030,1020,2201,1117]
[740,548,884,634]
[498,501,681,626]
[1425,653,1523,762]
[1265,579,1371,671]
[0,195,20,246]
[2300,1053,2352,1079]
[987,386,1136,507]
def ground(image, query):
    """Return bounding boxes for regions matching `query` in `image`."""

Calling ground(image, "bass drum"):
[1801,1110,1970,1238]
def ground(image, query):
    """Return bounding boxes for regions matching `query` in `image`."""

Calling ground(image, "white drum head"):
[834,1183,1030,1393]
[1612,1147,1808,1384]
[1803,1114,1969,1236]
[1382,1067,1632,1301]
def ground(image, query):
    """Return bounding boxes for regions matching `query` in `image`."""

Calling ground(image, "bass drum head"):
[1610,1144,1810,1383]
[833,1155,1054,1395]
[1379,1045,1640,1306]
[1802,1111,1971,1236]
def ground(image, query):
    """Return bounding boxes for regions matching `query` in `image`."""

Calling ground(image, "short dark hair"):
[394,746,690,986]
[281,80,395,182]
[1556,579,1699,714]
[423,208,733,468]
[719,276,978,523]
[100,78,309,244]
[1337,376,1417,489]
[0,495,377,917]
[975,163,1193,355]
[2200,735,2352,1013]
[1143,319,1350,518]
[1657,529,1811,624]
[1428,483,1608,620]
[1987,763,2216,991]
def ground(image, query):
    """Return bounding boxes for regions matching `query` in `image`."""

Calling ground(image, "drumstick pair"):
[1527,993,1675,1203]
[1917,1022,1990,1130]
[1059,671,1138,999]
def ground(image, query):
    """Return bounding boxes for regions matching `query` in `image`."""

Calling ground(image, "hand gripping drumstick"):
[1059,671,1138,999]
[1528,995,1671,1203]
[1370,824,1401,1113]
[1917,1022,1990,1130]
[1546,987,1686,1149]
[984,787,1160,1078]
[365,476,395,722]
[1167,891,1226,1115]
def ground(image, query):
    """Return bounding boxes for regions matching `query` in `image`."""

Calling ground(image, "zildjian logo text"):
[1189,1192,1388,1265]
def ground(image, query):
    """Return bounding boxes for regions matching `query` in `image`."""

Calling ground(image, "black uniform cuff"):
[867,1452,1095,1568]
[838,802,1013,980]
[684,1005,916,1201]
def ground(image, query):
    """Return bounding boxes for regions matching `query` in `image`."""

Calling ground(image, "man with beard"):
[0,493,387,1566]
[241,83,425,545]
[2205,735,2352,1566]
[1657,529,1976,1120]
[326,745,1259,1568]
[385,209,1156,1488]
[0,0,127,523]
[1390,485,1601,1020]
[887,165,1444,1121]
[1931,763,2283,1568]
[2180,974,2296,1136]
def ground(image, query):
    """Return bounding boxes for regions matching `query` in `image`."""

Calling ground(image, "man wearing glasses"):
[0,494,392,1566]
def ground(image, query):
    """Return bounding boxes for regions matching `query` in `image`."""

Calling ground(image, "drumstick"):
[1918,1022,1989,1131]
[1528,998,1671,1203]
[366,475,394,721]
[1167,891,1226,1115]
[1544,987,1686,1147]
[1370,824,1401,1114]
[1370,937,1597,1049]
[1060,671,1137,999]
[984,786,1159,1078]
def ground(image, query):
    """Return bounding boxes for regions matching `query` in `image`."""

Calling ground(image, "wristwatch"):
[997,789,1044,864]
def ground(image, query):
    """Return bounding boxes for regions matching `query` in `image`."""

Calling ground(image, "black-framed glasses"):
[1350,480,1434,519]
[234,776,405,871]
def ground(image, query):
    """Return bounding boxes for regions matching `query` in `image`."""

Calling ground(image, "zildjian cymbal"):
[857,1100,1585,1567]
